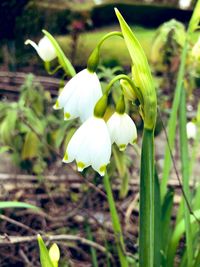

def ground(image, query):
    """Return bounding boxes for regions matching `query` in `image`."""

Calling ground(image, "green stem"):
[105,74,143,105]
[160,39,188,202]
[97,31,123,47]
[103,173,128,267]
[44,61,62,75]
[139,128,155,267]
[179,89,192,266]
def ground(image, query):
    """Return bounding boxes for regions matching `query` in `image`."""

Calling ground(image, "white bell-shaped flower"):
[186,121,197,139]
[63,116,111,176]
[107,112,137,151]
[54,69,102,122]
[25,36,57,62]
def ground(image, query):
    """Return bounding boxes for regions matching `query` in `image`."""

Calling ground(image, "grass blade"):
[179,89,193,266]
[0,201,40,210]
[37,235,54,267]
[103,173,128,267]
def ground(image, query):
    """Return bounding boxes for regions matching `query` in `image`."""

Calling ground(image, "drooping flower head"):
[107,112,137,151]
[25,36,57,62]
[107,94,137,151]
[186,121,197,139]
[63,116,111,176]
[54,69,102,122]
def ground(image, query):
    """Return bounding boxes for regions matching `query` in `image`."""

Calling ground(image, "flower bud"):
[49,243,60,267]
[94,94,108,118]
[120,79,137,101]
[87,47,100,73]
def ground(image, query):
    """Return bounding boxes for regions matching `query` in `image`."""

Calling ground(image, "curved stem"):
[97,31,123,48]
[44,61,62,75]
[105,74,143,105]
[103,173,128,267]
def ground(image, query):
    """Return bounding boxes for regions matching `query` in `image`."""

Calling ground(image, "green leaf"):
[115,8,157,130]
[166,210,200,266]
[193,247,200,267]
[42,30,76,77]
[0,201,40,210]
[112,146,126,177]
[139,129,155,267]
[188,0,200,33]
[0,109,18,144]
[154,169,161,267]
[21,131,40,160]
[23,108,45,135]
[179,89,193,265]
[37,235,54,267]
[161,188,174,267]
[0,146,11,154]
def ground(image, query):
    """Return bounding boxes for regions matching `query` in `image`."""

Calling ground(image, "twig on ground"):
[0,234,112,258]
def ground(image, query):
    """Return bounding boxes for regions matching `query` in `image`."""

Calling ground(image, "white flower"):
[54,69,102,122]
[107,112,137,151]
[179,0,191,9]
[25,36,57,62]
[186,121,197,139]
[63,116,111,175]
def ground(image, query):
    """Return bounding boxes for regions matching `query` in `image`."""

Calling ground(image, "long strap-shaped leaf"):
[140,129,155,267]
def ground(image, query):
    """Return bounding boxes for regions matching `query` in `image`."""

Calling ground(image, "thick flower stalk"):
[115,8,157,267]
[54,69,102,122]
[25,36,57,62]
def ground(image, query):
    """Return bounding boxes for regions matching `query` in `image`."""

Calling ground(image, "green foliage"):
[37,235,54,267]
[0,74,73,174]
[0,201,40,210]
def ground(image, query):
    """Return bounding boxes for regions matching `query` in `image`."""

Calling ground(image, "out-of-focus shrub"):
[91,3,192,28]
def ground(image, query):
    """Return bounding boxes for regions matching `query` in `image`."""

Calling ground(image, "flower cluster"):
[26,34,138,176]
[56,68,137,176]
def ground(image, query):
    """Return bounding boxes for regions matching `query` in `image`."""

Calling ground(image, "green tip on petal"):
[64,112,71,120]
[99,165,107,176]
[131,137,137,145]
[77,161,86,171]
[53,100,60,110]
[119,144,126,151]
[62,153,68,162]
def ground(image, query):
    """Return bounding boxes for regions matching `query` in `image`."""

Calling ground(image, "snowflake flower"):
[54,69,102,122]
[107,112,137,151]
[25,36,57,62]
[63,116,111,175]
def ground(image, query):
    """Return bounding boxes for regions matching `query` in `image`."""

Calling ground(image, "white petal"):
[55,69,102,121]
[56,78,78,109]
[25,39,40,55]
[107,112,137,151]
[38,36,57,62]
[63,116,111,175]
[25,37,57,62]
[89,118,111,175]
[77,72,102,122]
[186,121,197,139]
